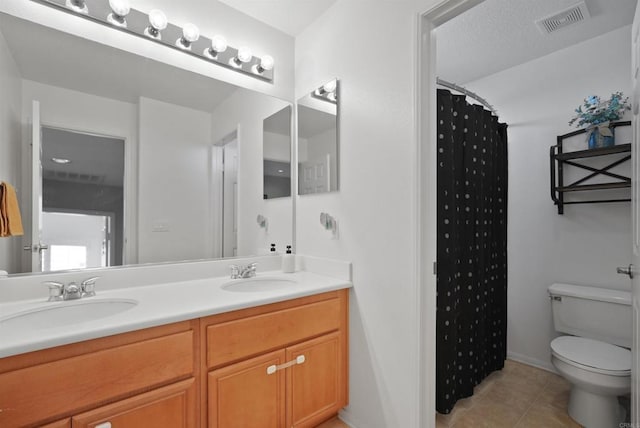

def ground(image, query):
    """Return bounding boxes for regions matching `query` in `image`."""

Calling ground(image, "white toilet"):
[549,283,632,428]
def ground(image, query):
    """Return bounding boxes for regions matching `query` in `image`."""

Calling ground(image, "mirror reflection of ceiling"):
[218,0,337,36]
[0,13,238,112]
[437,0,637,84]
[263,107,291,136]
[297,105,335,139]
[42,127,125,187]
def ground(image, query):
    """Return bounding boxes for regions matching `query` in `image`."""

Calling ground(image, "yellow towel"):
[0,185,4,236]
[0,182,24,237]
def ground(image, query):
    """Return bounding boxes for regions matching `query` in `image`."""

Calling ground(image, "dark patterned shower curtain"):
[435,89,508,414]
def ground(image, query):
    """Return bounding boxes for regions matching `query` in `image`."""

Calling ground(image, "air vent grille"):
[43,169,106,184]
[536,1,591,35]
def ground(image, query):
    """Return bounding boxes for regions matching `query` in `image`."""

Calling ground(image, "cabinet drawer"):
[73,378,196,428]
[0,331,193,427]
[207,298,341,368]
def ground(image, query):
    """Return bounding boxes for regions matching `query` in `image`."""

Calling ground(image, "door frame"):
[415,1,485,426]
[210,130,239,259]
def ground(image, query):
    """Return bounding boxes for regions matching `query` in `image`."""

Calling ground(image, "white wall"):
[137,97,212,263]
[465,26,634,370]
[0,0,294,101]
[211,89,293,256]
[0,29,23,273]
[295,1,439,426]
[21,80,138,266]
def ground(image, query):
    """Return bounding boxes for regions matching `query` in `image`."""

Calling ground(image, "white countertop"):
[0,270,352,358]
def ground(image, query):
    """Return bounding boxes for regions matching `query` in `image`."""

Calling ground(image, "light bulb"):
[109,0,130,17]
[182,24,200,43]
[211,35,228,53]
[177,23,199,50]
[237,46,252,63]
[65,0,88,14]
[146,9,167,39]
[260,55,274,71]
[149,9,168,30]
[323,80,337,93]
[107,0,130,27]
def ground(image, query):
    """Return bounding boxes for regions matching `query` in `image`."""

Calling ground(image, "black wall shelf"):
[550,121,631,214]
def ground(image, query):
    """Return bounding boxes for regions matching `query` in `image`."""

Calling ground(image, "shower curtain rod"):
[436,77,498,117]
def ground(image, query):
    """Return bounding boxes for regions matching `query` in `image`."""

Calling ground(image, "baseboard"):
[337,409,359,428]
[507,351,557,374]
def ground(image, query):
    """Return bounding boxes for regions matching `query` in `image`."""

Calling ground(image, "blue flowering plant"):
[569,92,631,128]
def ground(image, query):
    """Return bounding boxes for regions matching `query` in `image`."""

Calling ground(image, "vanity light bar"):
[31,0,275,82]
[311,79,338,104]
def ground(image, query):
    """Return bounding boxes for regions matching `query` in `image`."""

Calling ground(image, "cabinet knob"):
[95,422,112,428]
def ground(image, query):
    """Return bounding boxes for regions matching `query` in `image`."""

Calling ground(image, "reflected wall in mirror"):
[0,12,293,276]
[297,79,339,195]
[263,106,292,199]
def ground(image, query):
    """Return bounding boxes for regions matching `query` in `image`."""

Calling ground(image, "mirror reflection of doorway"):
[42,211,112,271]
[222,139,238,258]
[40,127,124,272]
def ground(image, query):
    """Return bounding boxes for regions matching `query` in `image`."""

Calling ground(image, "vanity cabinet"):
[0,289,348,428]
[0,321,197,427]
[204,290,349,428]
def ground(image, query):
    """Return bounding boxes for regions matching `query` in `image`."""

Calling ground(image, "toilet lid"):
[551,336,631,373]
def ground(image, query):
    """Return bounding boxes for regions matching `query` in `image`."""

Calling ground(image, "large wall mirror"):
[0,12,293,275]
[297,79,339,195]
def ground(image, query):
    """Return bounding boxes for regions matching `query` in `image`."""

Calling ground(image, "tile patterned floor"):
[436,359,581,428]
[317,360,588,428]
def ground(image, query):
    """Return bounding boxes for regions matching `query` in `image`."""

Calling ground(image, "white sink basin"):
[0,298,138,329]
[221,277,297,292]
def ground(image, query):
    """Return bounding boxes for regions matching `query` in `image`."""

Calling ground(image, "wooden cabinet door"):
[72,378,196,428]
[208,350,286,428]
[286,332,344,428]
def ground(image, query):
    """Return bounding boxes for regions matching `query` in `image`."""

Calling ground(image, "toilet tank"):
[549,283,632,348]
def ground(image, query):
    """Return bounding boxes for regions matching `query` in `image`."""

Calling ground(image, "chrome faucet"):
[229,262,257,279]
[43,277,100,301]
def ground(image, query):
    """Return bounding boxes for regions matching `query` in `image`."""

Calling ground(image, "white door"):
[630,5,640,423]
[26,100,46,272]
[222,140,238,257]
[299,154,331,195]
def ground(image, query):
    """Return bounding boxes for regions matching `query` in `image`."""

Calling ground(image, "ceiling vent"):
[43,169,106,185]
[536,1,591,35]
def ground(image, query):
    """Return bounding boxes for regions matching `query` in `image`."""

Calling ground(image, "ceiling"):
[218,0,337,36]
[437,0,637,84]
[0,13,239,113]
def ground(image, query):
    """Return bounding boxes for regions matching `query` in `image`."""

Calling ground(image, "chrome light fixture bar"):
[312,79,338,104]
[31,0,275,82]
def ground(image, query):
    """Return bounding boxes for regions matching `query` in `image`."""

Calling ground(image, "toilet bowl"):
[548,283,632,428]
[551,336,630,427]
